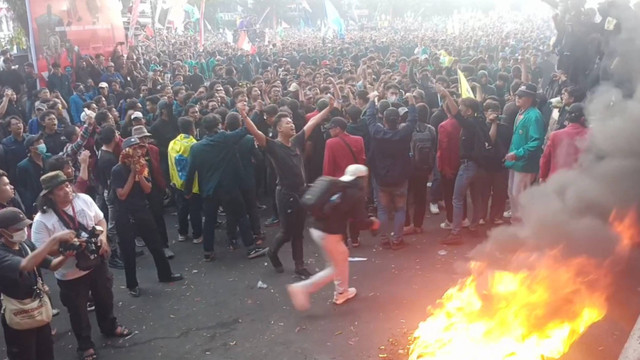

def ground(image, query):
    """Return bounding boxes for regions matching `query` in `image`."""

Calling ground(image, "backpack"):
[411,123,437,171]
[300,176,345,219]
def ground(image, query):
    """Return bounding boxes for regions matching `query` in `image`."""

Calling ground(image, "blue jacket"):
[365,101,417,187]
[184,128,249,197]
[1,135,27,181]
[69,93,86,125]
[15,157,46,218]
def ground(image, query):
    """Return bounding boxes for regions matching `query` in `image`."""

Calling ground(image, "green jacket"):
[505,107,544,173]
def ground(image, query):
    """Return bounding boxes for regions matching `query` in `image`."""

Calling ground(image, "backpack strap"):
[337,136,358,164]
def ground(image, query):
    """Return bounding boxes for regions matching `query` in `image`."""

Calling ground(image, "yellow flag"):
[458,69,474,99]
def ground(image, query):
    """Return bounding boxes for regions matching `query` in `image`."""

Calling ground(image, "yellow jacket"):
[168,134,198,193]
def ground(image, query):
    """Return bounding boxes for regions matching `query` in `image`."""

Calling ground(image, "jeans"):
[174,189,202,239]
[441,173,466,224]
[452,160,479,234]
[2,315,53,360]
[295,228,349,294]
[430,160,443,204]
[147,189,169,248]
[405,170,430,228]
[57,261,118,352]
[377,181,408,241]
[508,170,537,221]
[202,187,255,254]
[271,187,306,268]
[116,210,174,289]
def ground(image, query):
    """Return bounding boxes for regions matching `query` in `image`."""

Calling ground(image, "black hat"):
[567,103,585,119]
[0,208,31,230]
[326,117,348,131]
[39,171,70,197]
[122,136,142,150]
[24,134,43,149]
[515,83,538,98]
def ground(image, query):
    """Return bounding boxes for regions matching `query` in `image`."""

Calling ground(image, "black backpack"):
[411,123,437,171]
[300,176,345,219]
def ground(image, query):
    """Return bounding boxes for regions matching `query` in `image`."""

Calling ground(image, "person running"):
[286,165,379,311]
[240,96,335,279]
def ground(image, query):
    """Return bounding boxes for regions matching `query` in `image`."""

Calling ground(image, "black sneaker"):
[390,239,406,250]
[247,246,269,259]
[204,252,216,262]
[159,273,184,283]
[264,216,280,227]
[351,238,361,248]
[128,287,141,298]
[267,249,284,273]
[295,268,313,280]
[87,302,95,312]
[108,257,125,270]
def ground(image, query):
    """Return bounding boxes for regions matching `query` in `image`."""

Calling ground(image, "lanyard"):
[59,203,79,231]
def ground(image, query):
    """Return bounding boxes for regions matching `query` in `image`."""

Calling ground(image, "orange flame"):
[408,208,639,360]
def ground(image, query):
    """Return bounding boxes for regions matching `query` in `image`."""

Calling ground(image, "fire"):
[408,209,639,360]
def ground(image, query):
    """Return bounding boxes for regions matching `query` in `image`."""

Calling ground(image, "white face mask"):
[8,228,27,243]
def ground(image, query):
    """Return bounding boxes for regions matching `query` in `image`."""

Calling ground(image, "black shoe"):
[267,249,284,273]
[441,233,463,246]
[128,287,140,298]
[160,273,184,283]
[390,239,406,250]
[204,252,216,262]
[108,257,125,270]
[247,246,269,259]
[135,249,145,257]
[87,302,95,312]
[264,216,280,227]
[351,238,361,248]
[257,203,267,210]
[228,239,239,251]
[295,268,313,280]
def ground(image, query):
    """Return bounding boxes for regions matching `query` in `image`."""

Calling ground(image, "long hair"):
[36,190,77,214]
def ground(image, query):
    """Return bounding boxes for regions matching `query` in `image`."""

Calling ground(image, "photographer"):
[0,208,77,360]
[31,171,130,360]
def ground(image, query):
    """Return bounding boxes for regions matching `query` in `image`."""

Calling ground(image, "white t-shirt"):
[32,193,105,281]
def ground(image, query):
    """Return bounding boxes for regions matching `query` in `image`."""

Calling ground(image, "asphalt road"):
[2,207,639,360]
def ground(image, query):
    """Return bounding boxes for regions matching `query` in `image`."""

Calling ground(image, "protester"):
[287,165,379,311]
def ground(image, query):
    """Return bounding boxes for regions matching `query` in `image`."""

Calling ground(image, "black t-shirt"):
[264,130,306,194]
[305,125,325,184]
[0,241,52,300]
[43,130,68,156]
[97,149,118,190]
[110,163,148,215]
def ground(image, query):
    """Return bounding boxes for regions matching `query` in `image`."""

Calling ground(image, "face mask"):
[388,96,398,103]
[8,228,27,243]
[36,143,47,155]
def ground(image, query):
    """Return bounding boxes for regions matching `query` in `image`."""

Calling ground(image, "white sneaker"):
[503,210,512,218]
[479,219,486,225]
[178,234,188,242]
[440,221,452,230]
[192,236,203,244]
[429,203,440,215]
[333,287,357,305]
[462,219,471,228]
[287,284,310,311]
[135,238,145,247]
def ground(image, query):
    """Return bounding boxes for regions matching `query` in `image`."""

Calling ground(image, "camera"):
[59,226,104,271]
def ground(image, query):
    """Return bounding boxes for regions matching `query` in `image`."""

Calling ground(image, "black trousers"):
[405,169,430,228]
[441,173,467,223]
[2,315,53,360]
[203,187,255,253]
[57,261,118,352]
[271,187,305,268]
[175,189,203,239]
[147,188,170,248]
[116,210,173,289]
[475,169,509,221]
[228,186,261,238]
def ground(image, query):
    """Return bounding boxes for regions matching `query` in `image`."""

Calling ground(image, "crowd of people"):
[0,2,621,358]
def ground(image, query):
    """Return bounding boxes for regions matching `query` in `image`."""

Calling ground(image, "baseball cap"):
[122,136,141,149]
[98,82,109,88]
[398,107,409,117]
[339,164,369,182]
[515,83,538,98]
[567,103,585,119]
[326,117,347,131]
[131,111,144,120]
[24,134,43,149]
[0,208,32,230]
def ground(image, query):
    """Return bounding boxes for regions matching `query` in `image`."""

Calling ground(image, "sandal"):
[110,325,132,338]
[78,349,97,360]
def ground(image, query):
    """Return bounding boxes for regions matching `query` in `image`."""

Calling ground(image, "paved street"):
[3,208,639,360]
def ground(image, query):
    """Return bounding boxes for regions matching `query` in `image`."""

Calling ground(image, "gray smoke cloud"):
[470,2,640,267]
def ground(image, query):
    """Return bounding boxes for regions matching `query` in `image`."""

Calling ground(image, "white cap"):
[339,164,369,182]
[131,111,144,120]
[81,109,95,123]
[98,82,109,88]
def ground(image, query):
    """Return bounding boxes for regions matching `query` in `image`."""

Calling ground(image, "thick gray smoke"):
[470,2,640,266]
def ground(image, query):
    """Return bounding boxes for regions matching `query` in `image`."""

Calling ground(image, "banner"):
[199,0,205,50]
[26,0,126,81]
[128,0,141,46]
